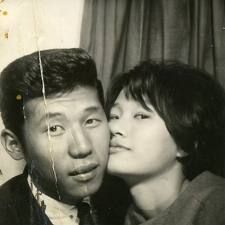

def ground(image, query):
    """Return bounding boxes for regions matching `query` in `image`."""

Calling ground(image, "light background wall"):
[0,0,85,185]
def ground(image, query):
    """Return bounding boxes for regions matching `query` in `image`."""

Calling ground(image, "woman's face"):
[108,90,181,184]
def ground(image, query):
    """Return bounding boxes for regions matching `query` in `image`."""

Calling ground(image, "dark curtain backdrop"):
[80,0,225,91]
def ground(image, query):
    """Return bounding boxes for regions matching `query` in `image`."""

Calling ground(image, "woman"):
[106,61,225,225]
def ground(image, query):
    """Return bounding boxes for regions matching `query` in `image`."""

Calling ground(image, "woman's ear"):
[176,148,188,158]
[1,129,25,160]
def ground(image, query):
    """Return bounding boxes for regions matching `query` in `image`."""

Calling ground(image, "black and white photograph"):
[0,1,225,225]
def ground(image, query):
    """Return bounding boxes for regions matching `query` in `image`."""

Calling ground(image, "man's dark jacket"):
[0,172,55,225]
[0,171,129,225]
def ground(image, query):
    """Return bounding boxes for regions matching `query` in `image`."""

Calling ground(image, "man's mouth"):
[69,162,99,182]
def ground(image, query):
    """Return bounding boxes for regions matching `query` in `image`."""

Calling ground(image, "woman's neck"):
[128,164,189,219]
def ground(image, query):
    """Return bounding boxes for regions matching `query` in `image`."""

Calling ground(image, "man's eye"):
[48,125,65,136]
[85,119,101,127]
[134,113,150,119]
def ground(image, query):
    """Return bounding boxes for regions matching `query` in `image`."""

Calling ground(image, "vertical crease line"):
[161,0,165,61]
[31,0,61,201]
[210,0,217,79]
[197,0,200,67]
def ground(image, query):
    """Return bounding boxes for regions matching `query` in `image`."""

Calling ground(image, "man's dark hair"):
[0,48,104,142]
[106,60,225,180]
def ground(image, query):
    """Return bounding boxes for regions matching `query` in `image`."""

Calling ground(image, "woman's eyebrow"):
[112,102,120,108]
[83,106,102,113]
[145,105,154,112]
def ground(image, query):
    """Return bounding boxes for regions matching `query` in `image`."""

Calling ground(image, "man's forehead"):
[23,87,102,117]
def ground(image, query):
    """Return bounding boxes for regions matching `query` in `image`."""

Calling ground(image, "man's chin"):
[60,176,104,203]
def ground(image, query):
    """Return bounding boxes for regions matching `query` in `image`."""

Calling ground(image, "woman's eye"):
[109,114,119,120]
[134,113,150,119]
[85,118,101,127]
[48,125,65,136]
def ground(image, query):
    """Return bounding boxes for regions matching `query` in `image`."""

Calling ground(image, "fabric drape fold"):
[81,0,225,90]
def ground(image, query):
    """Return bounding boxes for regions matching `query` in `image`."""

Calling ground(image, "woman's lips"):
[109,143,130,154]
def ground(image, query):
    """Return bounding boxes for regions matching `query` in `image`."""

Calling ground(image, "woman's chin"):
[107,158,122,176]
[107,158,129,180]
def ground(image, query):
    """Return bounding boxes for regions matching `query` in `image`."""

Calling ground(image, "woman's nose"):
[109,119,127,137]
[68,128,92,158]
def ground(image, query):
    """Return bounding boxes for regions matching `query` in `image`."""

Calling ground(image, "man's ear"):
[1,129,25,160]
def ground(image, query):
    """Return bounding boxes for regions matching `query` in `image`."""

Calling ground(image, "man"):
[0,48,110,225]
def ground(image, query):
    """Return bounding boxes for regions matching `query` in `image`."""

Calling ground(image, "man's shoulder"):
[0,173,53,225]
[0,174,29,225]
[0,173,27,206]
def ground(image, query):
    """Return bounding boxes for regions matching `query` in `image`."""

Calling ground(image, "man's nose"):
[68,128,92,158]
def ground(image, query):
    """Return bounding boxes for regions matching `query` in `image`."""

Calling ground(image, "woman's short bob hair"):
[106,60,225,180]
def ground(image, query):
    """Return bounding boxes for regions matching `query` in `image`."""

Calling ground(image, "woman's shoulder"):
[178,171,225,206]
[168,171,225,225]
[189,171,225,198]
[123,172,225,225]
[187,172,225,224]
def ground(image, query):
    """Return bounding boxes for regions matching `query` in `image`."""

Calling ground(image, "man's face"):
[22,87,109,204]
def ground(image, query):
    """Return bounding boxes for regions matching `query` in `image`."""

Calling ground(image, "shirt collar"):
[27,175,90,222]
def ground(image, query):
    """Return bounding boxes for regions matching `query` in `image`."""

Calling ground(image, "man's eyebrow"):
[38,106,102,123]
[39,112,64,124]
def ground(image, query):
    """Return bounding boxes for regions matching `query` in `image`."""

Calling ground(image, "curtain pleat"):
[80,0,225,90]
